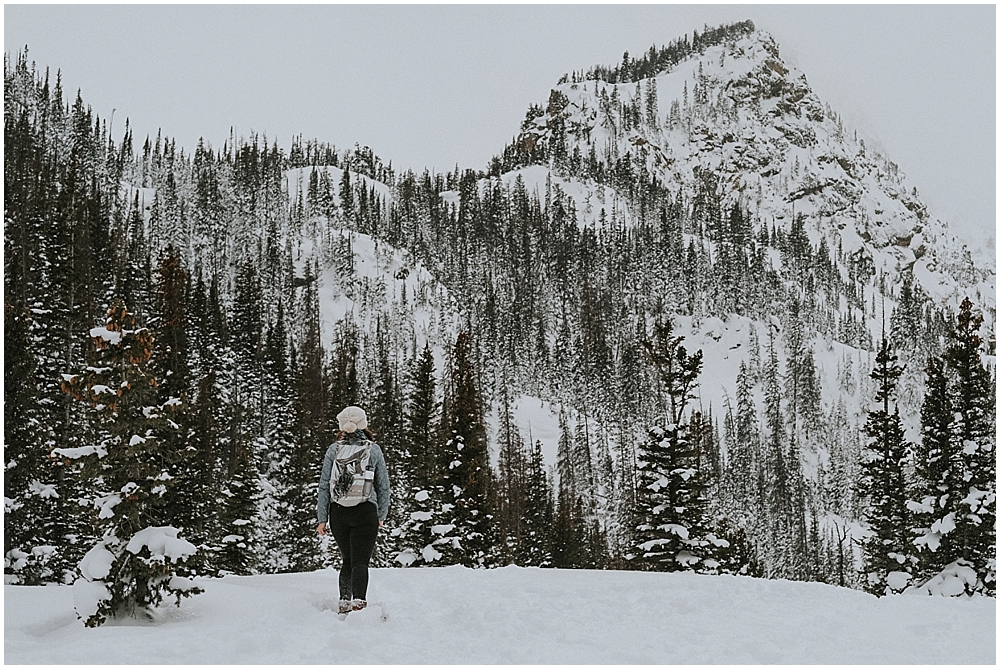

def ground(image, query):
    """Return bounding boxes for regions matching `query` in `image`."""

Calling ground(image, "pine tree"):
[216,442,260,575]
[762,328,801,578]
[281,274,327,572]
[945,299,995,594]
[3,303,61,584]
[724,362,761,526]
[551,410,591,568]
[368,327,405,567]
[439,332,493,566]
[57,299,201,626]
[889,276,924,353]
[630,319,718,571]
[182,367,225,575]
[857,336,914,595]
[641,319,704,428]
[911,299,995,595]
[909,356,959,575]
[180,273,229,576]
[571,413,597,524]
[551,489,591,569]
[645,77,659,128]
[148,247,210,566]
[340,168,354,225]
[257,303,300,574]
[406,343,440,488]
[393,343,447,567]
[521,440,554,566]
[229,258,264,458]
[495,389,526,564]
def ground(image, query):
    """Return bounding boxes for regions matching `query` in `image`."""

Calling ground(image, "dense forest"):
[4,21,995,626]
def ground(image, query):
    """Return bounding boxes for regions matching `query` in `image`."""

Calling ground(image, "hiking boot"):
[350,599,367,611]
[337,599,352,614]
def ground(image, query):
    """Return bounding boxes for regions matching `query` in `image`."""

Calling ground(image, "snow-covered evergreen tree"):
[368,329,406,567]
[148,247,219,573]
[857,336,914,595]
[552,410,593,568]
[216,444,261,575]
[521,439,555,566]
[910,299,996,595]
[392,343,452,567]
[722,362,762,535]
[257,301,301,573]
[57,299,201,626]
[761,329,802,578]
[495,389,526,564]
[944,299,996,595]
[438,332,493,567]
[3,303,62,584]
[630,319,725,571]
[909,356,959,578]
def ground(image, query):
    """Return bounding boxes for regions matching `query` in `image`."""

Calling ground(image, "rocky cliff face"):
[511,23,994,322]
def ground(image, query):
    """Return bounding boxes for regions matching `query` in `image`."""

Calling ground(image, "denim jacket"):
[317,433,391,523]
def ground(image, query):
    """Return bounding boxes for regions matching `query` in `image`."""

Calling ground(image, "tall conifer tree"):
[439,332,493,566]
[58,299,201,625]
[857,336,914,595]
[630,319,720,571]
[911,299,996,595]
[393,343,447,566]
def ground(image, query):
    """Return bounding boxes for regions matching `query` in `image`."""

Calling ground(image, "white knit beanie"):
[337,406,368,433]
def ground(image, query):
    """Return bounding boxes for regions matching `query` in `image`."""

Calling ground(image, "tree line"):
[5,36,995,625]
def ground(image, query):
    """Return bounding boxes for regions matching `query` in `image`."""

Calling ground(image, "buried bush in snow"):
[906,560,984,598]
[73,528,201,627]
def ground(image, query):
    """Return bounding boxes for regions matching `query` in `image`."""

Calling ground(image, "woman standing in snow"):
[317,406,391,615]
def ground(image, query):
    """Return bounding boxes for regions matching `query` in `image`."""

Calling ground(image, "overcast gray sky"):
[5,4,995,249]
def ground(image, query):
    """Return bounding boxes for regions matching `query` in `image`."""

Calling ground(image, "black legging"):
[328,501,379,601]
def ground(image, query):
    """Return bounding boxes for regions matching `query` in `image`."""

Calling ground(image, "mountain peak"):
[572,20,759,86]
[503,21,993,317]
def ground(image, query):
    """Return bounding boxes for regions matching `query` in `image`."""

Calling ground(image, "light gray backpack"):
[330,439,375,507]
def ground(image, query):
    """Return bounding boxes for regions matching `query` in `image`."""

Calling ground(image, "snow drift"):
[5,565,994,664]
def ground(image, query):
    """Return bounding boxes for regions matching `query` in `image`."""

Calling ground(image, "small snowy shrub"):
[906,560,984,598]
[74,528,201,627]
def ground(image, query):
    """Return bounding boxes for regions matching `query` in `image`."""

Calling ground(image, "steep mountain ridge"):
[247,22,993,477]
[508,24,994,319]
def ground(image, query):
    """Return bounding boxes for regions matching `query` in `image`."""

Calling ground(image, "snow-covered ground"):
[6,566,994,664]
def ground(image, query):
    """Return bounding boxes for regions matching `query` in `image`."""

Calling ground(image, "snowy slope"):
[485,165,636,230]
[493,24,995,488]
[285,165,393,210]
[282,168,462,360]
[516,28,995,319]
[296,228,460,354]
[5,566,994,664]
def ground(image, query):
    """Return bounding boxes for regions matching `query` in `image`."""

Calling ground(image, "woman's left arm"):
[317,446,335,525]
